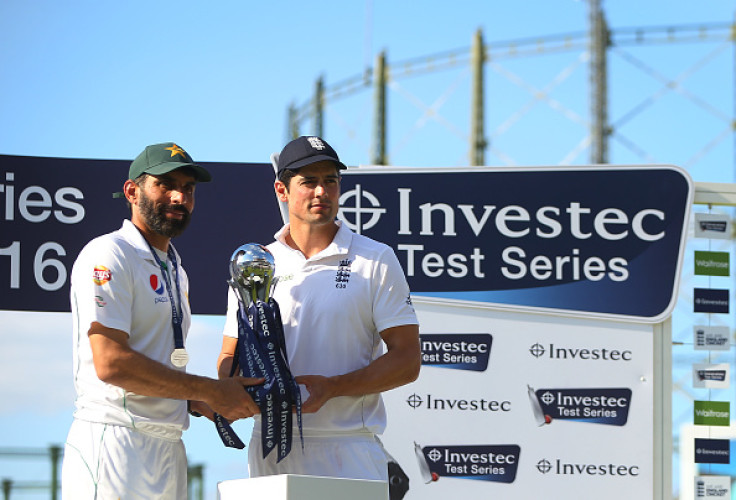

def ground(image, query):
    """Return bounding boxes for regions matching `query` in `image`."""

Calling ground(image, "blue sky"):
[1,1,734,498]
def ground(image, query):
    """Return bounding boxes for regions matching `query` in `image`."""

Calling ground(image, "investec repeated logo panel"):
[420,333,492,371]
[338,167,692,321]
[528,387,632,426]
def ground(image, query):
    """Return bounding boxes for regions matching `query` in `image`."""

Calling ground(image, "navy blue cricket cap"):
[276,136,347,177]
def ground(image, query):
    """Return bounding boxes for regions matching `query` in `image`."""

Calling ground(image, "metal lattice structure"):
[286,5,734,174]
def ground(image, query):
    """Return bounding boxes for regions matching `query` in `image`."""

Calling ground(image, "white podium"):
[217,474,389,500]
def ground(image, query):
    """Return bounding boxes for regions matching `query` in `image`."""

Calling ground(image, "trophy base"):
[217,474,388,500]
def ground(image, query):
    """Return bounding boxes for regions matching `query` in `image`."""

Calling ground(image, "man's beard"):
[138,190,191,238]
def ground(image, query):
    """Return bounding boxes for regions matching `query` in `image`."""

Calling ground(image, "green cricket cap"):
[128,142,211,182]
[113,142,211,198]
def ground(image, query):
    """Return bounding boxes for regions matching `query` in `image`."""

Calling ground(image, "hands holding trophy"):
[226,243,302,461]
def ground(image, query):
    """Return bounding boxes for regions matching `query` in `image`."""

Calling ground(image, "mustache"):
[166,204,190,216]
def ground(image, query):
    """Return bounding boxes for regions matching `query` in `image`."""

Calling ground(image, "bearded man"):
[62,142,261,499]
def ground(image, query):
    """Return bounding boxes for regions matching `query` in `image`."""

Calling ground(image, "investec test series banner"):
[1,157,690,321]
[339,165,692,322]
[0,154,281,314]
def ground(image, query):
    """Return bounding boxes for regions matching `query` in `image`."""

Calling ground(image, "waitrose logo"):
[694,251,730,277]
[694,401,730,426]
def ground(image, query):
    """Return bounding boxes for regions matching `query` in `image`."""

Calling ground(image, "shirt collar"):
[274,220,353,260]
[120,219,181,264]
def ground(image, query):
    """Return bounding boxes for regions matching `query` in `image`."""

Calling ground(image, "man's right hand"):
[206,376,263,421]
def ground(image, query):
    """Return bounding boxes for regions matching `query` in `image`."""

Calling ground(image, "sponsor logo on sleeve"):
[92,265,111,285]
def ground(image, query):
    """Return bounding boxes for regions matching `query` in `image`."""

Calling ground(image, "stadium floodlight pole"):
[470,28,487,166]
[314,75,325,138]
[372,50,387,165]
[589,0,610,164]
[287,103,299,142]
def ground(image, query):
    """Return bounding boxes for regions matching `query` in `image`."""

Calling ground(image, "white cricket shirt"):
[70,219,191,437]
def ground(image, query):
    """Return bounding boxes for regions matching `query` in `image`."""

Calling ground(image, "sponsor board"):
[692,364,730,389]
[694,251,730,277]
[2,159,692,322]
[693,288,729,314]
[693,401,730,427]
[381,299,654,499]
[693,326,730,351]
[0,156,281,314]
[694,475,731,498]
[339,165,691,322]
[694,439,731,465]
[694,213,731,240]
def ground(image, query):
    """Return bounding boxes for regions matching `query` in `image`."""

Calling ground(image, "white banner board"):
[381,297,657,499]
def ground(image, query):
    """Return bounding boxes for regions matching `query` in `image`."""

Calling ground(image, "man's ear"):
[123,179,138,204]
[274,180,289,202]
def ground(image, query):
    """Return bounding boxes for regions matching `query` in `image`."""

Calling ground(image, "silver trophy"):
[226,243,302,460]
[228,243,277,306]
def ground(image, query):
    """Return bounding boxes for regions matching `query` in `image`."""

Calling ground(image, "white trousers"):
[62,419,187,499]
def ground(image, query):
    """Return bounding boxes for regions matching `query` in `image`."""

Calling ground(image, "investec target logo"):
[420,334,492,371]
[338,184,386,235]
[536,458,639,477]
[529,343,632,361]
[419,444,520,483]
[528,387,632,426]
[406,393,511,413]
